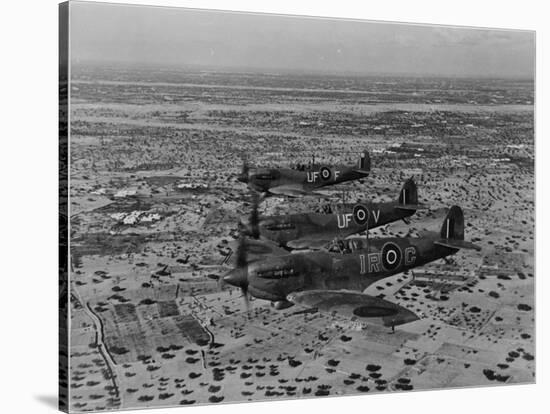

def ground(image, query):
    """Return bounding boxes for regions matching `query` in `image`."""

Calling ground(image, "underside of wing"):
[286,237,331,250]
[268,185,309,197]
[286,290,419,327]
[268,185,332,198]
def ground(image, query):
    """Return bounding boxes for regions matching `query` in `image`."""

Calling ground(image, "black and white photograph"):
[56,1,538,412]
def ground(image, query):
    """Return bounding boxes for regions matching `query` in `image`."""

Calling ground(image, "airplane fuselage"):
[259,201,416,247]
[245,234,457,302]
[248,165,369,194]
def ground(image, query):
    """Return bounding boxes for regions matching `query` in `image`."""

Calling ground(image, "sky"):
[69,1,535,78]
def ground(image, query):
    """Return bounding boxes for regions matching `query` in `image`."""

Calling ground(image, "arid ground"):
[68,64,534,412]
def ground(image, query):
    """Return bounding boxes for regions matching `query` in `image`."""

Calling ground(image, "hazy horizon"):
[69,1,535,79]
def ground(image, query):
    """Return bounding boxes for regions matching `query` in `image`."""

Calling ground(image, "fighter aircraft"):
[223,205,481,329]
[250,177,426,250]
[237,150,371,197]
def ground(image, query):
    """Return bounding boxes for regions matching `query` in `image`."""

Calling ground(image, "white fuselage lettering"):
[307,171,320,183]
[358,245,415,274]
[337,213,353,229]
[367,253,380,273]
[404,246,416,265]
[307,170,341,183]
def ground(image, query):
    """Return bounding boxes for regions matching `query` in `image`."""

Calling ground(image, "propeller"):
[238,191,260,239]
[225,234,251,315]
[249,192,260,239]
[237,158,250,183]
[224,193,260,316]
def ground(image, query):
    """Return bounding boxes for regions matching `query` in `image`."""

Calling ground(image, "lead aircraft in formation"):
[238,150,370,197]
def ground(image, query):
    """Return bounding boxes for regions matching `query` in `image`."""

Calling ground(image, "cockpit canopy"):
[328,238,367,254]
[291,161,317,171]
[264,222,296,231]
[251,168,280,181]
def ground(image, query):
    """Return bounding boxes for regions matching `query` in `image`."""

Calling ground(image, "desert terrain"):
[67,64,534,412]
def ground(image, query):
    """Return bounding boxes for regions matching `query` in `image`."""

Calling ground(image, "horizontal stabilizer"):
[394,203,428,211]
[435,239,482,251]
[352,169,371,175]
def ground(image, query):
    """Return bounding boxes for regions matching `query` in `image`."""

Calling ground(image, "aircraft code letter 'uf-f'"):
[237,150,371,198]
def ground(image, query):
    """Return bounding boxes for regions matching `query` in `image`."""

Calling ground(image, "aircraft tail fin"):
[398,177,417,205]
[394,177,427,211]
[436,206,481,251]
[440,205,464,240]
[357,150,371,172]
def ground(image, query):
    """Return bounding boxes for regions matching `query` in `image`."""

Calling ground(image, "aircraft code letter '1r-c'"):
[237,150,371,197]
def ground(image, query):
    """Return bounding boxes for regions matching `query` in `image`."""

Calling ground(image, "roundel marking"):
[320,166,332,181]
[353,306,398,318]
[381,242,402,271]
[353,204,369,226]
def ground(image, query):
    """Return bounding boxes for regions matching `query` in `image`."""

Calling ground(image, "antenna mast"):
[366,214,369,249]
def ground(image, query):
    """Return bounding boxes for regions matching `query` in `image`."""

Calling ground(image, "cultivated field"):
[68,64,534,412]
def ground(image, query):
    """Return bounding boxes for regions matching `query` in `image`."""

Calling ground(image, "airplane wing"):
[245,238,290,257]
[286,237,332,250]
[222,238,289,266]
[268,185,331,198]
[268,184,310,197]
[286,290,419,327]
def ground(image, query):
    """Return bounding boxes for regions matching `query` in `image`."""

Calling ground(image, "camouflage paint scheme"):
[257,178,425,249]
[225,206,480,328]
[239,151,371,197]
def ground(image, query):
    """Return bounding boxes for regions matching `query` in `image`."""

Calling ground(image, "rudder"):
[440,205,464,240]
[358,150,370,171]
[398,177,418,205]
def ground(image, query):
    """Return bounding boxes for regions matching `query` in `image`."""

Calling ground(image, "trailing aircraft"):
[223,205,481,329]
[250,177,426,250]
[237,150,371,197]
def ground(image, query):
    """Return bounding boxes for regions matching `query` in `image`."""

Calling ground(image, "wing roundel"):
[287,290,419,327]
